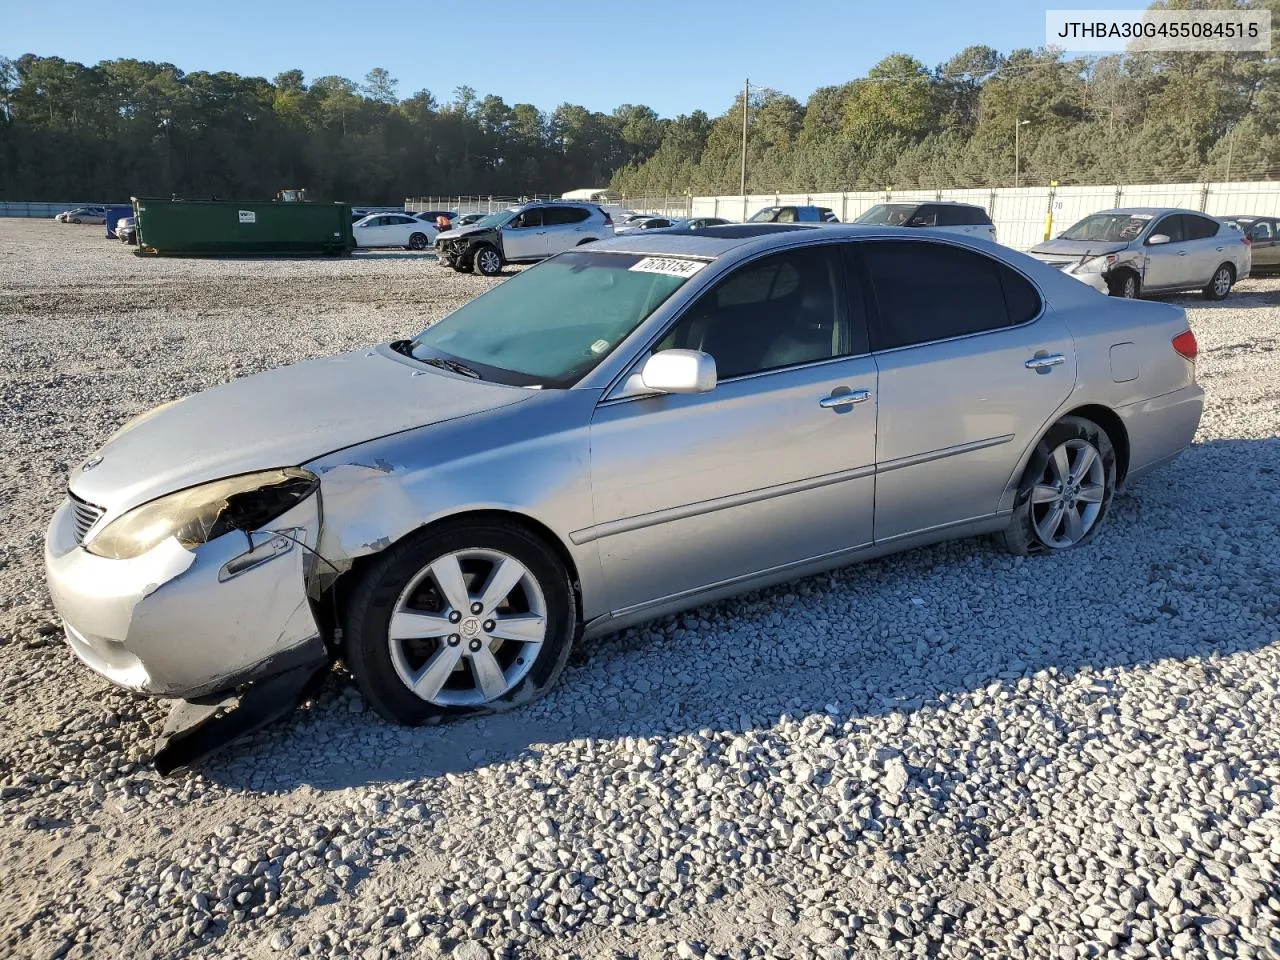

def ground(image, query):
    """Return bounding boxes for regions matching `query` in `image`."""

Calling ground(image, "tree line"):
[0,0,1276,203]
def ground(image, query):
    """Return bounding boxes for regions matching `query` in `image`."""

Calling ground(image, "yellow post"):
[1045,180,1059,241]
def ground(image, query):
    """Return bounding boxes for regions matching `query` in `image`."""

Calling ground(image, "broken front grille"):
[69,493,105,544]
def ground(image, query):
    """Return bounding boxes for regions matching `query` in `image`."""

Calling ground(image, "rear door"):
[542,206,592,253]
[1141,214,1188,290]
[1182,213,1226,282]
[853,238,1075,543]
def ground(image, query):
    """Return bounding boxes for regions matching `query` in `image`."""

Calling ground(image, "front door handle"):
[819,389,871,409]
[1177,251,1188,256]
[1025,353,1066,371]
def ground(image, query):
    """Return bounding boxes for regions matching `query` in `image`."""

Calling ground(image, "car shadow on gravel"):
[197,436,1280,793]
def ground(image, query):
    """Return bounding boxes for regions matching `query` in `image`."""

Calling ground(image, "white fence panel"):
[840,191,885,222]
[940,188,997,214]
[1117,183,1204,209]
[1203,181,1280,216]
[991,188,1053,250]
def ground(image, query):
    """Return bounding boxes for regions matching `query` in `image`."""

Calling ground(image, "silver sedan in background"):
[1028,207,1250,300]
[46,225,1203,728]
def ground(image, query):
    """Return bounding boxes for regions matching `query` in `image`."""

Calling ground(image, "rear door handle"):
[819,389,871,409]
[1177,251,1188,256]
[1025,353,1066,371]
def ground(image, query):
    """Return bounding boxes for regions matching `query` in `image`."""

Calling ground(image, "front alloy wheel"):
[344,522,576,723]
[474,245,502,276]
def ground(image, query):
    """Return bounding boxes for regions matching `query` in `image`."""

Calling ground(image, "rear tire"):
[1203,264,1234,301]
[344,522,577,724]
[999,416,1116,556]
[409,232,428,251]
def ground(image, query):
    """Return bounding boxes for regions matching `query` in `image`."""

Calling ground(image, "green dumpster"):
[132,198,355,257]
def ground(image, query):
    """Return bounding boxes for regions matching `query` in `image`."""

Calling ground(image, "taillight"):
[1242,234,1252,246]
[1172,329,1198,362]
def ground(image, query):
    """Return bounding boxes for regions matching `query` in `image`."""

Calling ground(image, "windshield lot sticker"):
[629,257,706,278]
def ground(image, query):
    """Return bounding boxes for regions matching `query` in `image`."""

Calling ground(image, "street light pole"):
[740,78,749,197]
[1015,119,1030,188]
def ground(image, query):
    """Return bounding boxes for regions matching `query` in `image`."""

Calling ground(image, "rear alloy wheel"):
[344,523,576,723]
[1203,264,1233,301]
[474,244,502,276]
[408,232,428,251]
[1000,416,1116,555]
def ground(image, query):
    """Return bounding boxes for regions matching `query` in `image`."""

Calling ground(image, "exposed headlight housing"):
[1072,254,1118,275]
[85,469,318,560]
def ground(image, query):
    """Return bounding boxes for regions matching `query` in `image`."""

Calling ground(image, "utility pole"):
[1015,119,1030,188]
[1225,127,1236,183]
[740,78,749,197]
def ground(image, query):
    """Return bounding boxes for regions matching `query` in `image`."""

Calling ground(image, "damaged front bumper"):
[44,492,328,700]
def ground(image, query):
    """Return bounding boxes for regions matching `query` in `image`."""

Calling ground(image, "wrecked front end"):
[45,470,336,771]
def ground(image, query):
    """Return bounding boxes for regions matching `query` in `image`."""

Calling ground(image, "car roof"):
[1089,207,1208,216]
[1218,213,1265,220]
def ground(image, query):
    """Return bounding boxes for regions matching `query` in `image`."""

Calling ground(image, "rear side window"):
[857,240,1039,350]
[1182,215,1219,240]
[937,205,968,226]
[776,208,799,223]
[544,206,590,226]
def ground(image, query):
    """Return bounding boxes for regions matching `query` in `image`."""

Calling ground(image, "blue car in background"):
[105,205,132,239]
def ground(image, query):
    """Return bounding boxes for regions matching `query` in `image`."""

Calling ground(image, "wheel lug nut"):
[483,620,495,632]
[468,639,482,652]
[447,634,460,646]
[470,602,483,615]
[448,610,461,623]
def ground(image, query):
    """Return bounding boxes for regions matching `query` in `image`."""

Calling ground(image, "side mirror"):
[639,349,717,395]
[1147,234,1170,245]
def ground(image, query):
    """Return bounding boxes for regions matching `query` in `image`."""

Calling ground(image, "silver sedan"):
[46,225,1204,725]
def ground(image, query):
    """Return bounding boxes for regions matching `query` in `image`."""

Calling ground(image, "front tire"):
[474,244,503,276]
[1203,264,1234,301]
[999,416,1116,556]
[1108,270,1139,299]
[344,522,577,724]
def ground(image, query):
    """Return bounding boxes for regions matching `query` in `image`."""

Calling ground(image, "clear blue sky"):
[3,0,1145,117]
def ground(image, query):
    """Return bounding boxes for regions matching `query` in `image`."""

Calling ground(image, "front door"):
[1252,219,1280,269]
[1142,213,1190,290]
[588,244,878,614]
[503,209,547,260]
[852,238,1076,543]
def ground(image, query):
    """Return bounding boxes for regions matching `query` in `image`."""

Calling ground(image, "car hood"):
[437,224,494,241]
[70,345,532,512]
[1029,239,1130,259]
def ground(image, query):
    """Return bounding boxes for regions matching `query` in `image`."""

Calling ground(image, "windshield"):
[1059,213,1151,242]
[748,207,785,223]
[466,210,514,229]
[410,250,700,387]
[855,203,922,226]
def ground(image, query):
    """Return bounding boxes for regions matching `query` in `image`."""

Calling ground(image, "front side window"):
[858,240,1037,351]
[657,246,849,379]
[855,203,922,227]
[511,209,543,228]
[1150,215,1185,243]
[410,251,695,387]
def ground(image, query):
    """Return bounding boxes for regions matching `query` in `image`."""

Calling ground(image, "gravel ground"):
[2,217,1279,960]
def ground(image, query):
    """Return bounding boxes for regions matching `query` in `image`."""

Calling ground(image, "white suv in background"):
[434,201,615,275]
[855,201,997,242]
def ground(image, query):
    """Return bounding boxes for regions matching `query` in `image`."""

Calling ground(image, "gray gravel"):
[2,217,1279,960]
